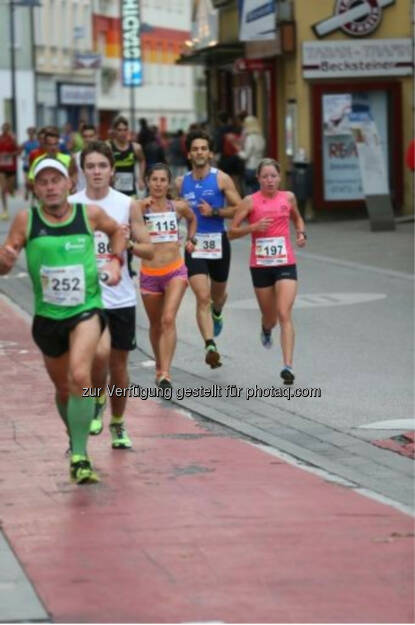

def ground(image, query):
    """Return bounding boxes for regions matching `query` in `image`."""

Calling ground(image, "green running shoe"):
[70,455,100,484]
[205,344,222,369]
[211,304,224,337]
[90,395,106,435]
[109,422,132,449]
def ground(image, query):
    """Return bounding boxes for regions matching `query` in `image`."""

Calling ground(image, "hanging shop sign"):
[238,0,277,42]
[121,0,142,87]
[73,52,102,69]
[233,57,273,72]
[303,39,413,79]
[58,84,96,106]
[313,0,395,38]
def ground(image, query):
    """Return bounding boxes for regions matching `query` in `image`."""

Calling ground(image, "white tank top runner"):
[68,187,136,309]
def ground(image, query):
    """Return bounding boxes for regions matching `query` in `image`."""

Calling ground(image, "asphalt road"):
[0,197,413,508]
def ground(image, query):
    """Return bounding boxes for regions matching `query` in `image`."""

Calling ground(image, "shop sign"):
[58,84,95,106]
[121,0,142,87]
[303,39,413,78]
[313,0,395,38]
[233,58,273,72]
[239,0,277,42]
[73,53,102,69]
[191,0,218,50]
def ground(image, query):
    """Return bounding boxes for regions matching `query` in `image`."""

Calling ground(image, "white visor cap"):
[33,158,69,179]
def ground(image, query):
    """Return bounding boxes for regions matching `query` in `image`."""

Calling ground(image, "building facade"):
[33,0,96,130]
[0,2,36,143]
[180,0,414,215]
[93,0,196,138]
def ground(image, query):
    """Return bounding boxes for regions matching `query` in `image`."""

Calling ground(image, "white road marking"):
[357,419,415,430]
[141,359,156,368]
[296,250,413,281]
[228,292,387,310]
[252,442,414,517]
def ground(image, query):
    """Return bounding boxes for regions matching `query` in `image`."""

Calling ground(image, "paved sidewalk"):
[0,296,413,623]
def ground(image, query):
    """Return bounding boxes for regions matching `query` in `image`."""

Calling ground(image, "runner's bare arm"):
[228,195,274,240]
[129,200,154,260]
[217,171,241,218]
[133,142,146,190]
[0,211,28,274]
[69,156,78,192]
[174,175,184,198]
[175,199,197,252]
[288,191,307,247]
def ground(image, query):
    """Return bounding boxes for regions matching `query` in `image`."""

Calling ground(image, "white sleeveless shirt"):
[68,187,136,309]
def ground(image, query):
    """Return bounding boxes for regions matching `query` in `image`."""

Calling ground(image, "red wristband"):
[108,253,124,267]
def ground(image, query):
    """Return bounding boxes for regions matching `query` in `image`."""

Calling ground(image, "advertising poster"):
[322,91,388,201]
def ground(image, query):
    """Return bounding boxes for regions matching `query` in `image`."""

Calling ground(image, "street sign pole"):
[9,0,17,135]
[130,86,136,133]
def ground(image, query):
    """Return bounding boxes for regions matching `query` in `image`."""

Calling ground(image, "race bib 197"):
[255,237,287,266]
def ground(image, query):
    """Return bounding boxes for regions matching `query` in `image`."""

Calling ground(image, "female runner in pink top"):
[228,158,306,384]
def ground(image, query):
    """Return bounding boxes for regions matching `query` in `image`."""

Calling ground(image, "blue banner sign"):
[121,0,142,87]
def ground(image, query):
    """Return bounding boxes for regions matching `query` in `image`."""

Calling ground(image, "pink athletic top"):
[248,190,296,268]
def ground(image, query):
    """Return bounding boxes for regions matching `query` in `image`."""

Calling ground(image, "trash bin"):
[291,162,312,216]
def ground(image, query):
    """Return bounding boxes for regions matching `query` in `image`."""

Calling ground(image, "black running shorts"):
[105,306,137,351]
[250,264,297,288]
[32,308,107,358]
[185,232,231,283]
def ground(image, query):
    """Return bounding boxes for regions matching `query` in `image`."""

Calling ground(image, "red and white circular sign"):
[336,0,382,37]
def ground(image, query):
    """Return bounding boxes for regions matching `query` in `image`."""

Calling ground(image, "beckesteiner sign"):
[303,39,413,79]
[120,0,142,87]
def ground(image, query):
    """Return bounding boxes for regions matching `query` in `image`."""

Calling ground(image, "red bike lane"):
[0,295,413,623]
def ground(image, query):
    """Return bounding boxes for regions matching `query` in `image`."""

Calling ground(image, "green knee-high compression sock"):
[55,394,69,433]
[67,395,95,457]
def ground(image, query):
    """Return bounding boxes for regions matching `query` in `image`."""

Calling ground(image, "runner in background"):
[0,123,19,220]
[28,127,76,191]
[28,128,46,168]
[228,158,306,385]
[73,125,98,192]
[20,127,39,201]
[109,115,146,197]
[69,141,153,448]
[176,131,240,369]
[135,163,196,390]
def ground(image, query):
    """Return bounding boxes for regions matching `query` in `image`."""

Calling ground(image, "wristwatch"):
[297,231,307,240]
[187,237,197,245]
[212,207,220,217]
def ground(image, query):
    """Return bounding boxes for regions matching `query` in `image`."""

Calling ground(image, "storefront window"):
[322,91,388,201]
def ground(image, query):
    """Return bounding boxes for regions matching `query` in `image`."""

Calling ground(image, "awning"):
[176,42,245,67]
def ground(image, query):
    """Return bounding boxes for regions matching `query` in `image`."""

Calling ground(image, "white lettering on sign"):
[303,39,413,78]
[121,0,142,86]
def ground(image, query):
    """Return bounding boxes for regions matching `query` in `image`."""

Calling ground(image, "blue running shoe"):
[211,304,223,337]
[260,328,273,349]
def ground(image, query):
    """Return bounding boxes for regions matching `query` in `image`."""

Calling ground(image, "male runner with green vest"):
[28,126,76,190]
[0,158,125,484]
[109,115,146,196]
